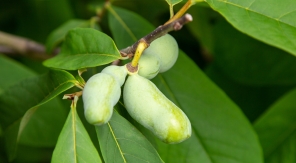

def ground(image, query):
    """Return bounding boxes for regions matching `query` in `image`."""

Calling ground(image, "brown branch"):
[0,31,53,60]
[119,13,193,58]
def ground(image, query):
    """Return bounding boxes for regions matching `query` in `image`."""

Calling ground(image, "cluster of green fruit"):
[82,34,191,144]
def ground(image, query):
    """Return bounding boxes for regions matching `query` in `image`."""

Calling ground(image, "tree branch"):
[0,31,53,60]
[119,13,193,58]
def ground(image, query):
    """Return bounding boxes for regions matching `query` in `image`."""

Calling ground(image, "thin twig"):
[0,31,52,60]
[119,13,193,58]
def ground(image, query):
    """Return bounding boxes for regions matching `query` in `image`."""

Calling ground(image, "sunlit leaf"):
[205,0,296,56]
[188,6,296,86]
[43,28,121,70]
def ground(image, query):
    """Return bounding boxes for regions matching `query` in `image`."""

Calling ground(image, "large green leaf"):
[254,88,296,163]
[45,19,90,53]
[96,109,164,163]
[108,6,155,49]
[205,0,296,56]
[0,55,69,153]
[188,6,296,86]
[0,55,35,92]
[108,6,263,163]
[150,51,263,163]
[205,64,293,122]
[43,28,121,70]
[0,70,77,161]
[52,99,102,163]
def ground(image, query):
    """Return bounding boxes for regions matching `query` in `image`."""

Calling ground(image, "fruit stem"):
[131,39,148,67]
[164,0,195,25]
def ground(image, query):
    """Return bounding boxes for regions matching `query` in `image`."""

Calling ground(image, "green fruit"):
[138,54,160,79]
[83,73,121,125]
[143,34,178,73]
[101,65,127,86]
[123,74,191,144]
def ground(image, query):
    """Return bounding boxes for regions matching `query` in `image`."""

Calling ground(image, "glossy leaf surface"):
[43,28,121,70]
[254,88,296,163]
[96,110,164,163]
[52,100,102,163]
[205,0,296,56]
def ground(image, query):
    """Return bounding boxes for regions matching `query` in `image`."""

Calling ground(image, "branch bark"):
[0,31,52,60]
[119,13,193,58]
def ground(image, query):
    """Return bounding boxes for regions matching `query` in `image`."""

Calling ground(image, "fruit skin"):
[123,74,191,144]
[138,54,160,79]
[143,34,178,73]
[83,73,121,125]
[101,65,127,86]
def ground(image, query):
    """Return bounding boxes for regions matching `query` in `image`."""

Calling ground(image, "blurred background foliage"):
[1,0,296,162]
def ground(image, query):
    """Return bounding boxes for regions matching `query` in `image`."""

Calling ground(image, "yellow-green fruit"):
[123,74,191,144]
[143,34,178,73]
[101,65,127,86]
[83,73,120,125]
[138,54,160,79]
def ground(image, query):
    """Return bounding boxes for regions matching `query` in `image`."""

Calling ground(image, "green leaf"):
[205,0,296,56]
[254,88,296,163]
[0,70,77,161]
[0,54,35,92]
[0,69,76,128]
[96,109,164,163]
[45,19,90,53]
[43,28,121,70]
[188,6,296,86]
[205,64,293,122]
[108,6,155,49]
[149,51,263,163]
[52,99,102,163]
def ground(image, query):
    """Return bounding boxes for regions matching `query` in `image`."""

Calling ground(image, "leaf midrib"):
[107,122,127,163]
[71,107,78,163]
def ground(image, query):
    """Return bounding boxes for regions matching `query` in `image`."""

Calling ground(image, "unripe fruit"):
[143,34,178,73]
[101,65,127,86]
[138,54,160,79]
[83,73,121,125]
[123,74,191,144]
